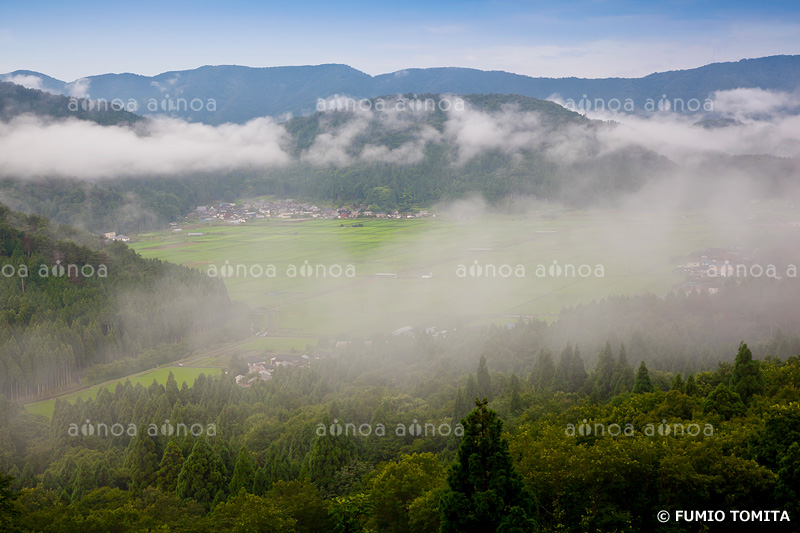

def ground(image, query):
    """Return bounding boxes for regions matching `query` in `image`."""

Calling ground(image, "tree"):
[267,479,334,533]
[592,341,616,402]
[671,373,685,393]
[684,373,697,396]
[477,355,492,401]
[531,349,554,392]
[124,433,159,492]
[465,375,478,405]
[70,461,96,502]
[229,448,257,495]
[730,342,763,404]
[367,453,445,533]
[507,374,523,415]
[252,463,271,496]
[552,345,571,392]
[207,489,295,532]
[156,439,184,494]
[568,346,588,393]
[439,399,537,532]
[176,437,226,509]
[702,384,746,420]
[0,472,19,530]
[775,442,800,519]
[304,416,353,496]
[632,361,654,394]
[611,343,635,395]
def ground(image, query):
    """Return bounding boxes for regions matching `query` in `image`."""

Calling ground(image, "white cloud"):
[711,88,800,119]
[0,115,292,179]
[4,74,44,91]
[67,78,90,98]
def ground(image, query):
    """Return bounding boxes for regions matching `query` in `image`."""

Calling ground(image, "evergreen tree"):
[611,343,635,395]
[439,399,537,532]
[70,461,95,502]
[568,346,588,393]
[124,433,159,492]
[552,344,573,392]
[730,342,763,404]
[508,374,523,415]
[165,371,179,407]
[252,463,271,496]
[156,439,184,494]
[229,448,257,495]
[531,349,555,392]
[213,438,234,485]
[671,373,685,392]
[477,355,492,401]
[176,437,226,509]
[0,471,19,530]
[775,442,800,519]
[304,416,353,496]
[592,341,616,401]
[684,373,697,396]
[465,374,478,405]
[632,361,654,394]
[452,388,467,422]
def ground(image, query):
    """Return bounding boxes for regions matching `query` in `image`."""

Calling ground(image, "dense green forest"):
[0,323,798,532]
[0,203,242,401]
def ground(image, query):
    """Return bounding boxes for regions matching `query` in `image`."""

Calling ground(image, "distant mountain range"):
[3,55,800,124]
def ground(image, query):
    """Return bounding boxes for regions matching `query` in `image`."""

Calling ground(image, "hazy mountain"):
[0,80,143,125]
[3,55,799,124]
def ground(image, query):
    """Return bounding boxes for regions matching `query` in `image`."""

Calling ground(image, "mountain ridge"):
[3,55,799,124]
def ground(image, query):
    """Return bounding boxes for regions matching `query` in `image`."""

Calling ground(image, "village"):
[234,353,311,388]
[186,198,435,224]
[674,246,761,295]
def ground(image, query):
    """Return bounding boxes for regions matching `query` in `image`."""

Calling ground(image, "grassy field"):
[129,209,740,339]
[25,366,218,418]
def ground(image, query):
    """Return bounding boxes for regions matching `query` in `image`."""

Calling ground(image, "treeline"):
[0,204,239,400]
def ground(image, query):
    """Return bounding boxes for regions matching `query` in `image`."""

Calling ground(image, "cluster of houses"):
[103,231,130,243]
[186,200,435,224]
[188,200,322,223]
[674,247,755,295]
[234,354,310,388]
[336,208,433,220]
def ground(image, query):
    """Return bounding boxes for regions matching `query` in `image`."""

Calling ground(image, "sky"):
[0,0,799,81]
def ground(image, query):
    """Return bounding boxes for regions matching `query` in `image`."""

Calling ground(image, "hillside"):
[0,81,143,125]
[0,203,239,402]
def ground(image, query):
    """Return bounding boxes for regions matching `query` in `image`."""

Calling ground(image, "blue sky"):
[1,0,798,80]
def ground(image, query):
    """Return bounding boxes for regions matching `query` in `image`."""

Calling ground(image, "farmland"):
[129,207,747,339]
